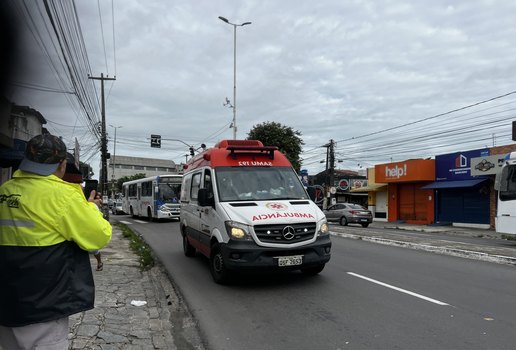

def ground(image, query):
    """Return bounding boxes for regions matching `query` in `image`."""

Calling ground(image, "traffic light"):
[151,134,161,148]
[189,147,194,156]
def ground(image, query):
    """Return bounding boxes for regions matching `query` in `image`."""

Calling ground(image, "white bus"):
[496,152,516,235]
[122,175,182,220]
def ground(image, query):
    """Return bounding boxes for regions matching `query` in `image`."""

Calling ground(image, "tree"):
[247,121,304,172]
[115,173,146,194]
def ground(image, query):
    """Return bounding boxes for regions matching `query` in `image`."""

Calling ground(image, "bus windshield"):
[215,166,308,202]
[500,164,516,201]
[158,180,181,203]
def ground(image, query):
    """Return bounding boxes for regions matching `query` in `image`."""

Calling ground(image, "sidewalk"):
[332,221,516,266]
[68,224,206,350]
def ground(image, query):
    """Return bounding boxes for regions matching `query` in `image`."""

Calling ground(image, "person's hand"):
[88,190,102,208]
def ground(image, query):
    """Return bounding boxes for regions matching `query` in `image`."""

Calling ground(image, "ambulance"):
[180,140,331,284]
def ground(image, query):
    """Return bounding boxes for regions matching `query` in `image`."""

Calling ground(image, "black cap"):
[19,134,67,176]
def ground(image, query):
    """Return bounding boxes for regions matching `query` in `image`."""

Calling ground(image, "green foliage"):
[115,173,147,193]
[247,121,304,172]
[116,223,155,271]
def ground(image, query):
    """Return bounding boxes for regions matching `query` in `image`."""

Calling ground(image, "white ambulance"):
[180,140,331,284]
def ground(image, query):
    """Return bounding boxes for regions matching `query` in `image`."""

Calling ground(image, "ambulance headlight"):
[225,221,251,240]
[318,220,329,236]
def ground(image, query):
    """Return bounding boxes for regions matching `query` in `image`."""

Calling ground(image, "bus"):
[495,152,516,235]
[122,175,182,220]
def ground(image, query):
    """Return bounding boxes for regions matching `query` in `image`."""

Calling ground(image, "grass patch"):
[115,223,155,271]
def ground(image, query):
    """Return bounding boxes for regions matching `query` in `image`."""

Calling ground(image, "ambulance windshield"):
[215,166,308,202]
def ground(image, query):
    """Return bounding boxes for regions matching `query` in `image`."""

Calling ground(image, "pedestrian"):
[0,134,112,350]
[62,152,104,272]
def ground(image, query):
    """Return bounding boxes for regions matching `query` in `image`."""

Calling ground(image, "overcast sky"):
[8,0,516,179]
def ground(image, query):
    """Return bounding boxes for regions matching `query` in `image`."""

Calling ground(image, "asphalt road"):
[116,216,516,350]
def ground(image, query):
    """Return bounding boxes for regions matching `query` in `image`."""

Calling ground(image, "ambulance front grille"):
[253,223,316,244]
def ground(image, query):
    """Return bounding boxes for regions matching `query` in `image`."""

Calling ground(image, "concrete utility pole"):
[89,73,116,216]
[323,139,336,209]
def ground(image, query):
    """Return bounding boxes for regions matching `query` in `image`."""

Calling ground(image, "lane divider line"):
[347,272,450,306]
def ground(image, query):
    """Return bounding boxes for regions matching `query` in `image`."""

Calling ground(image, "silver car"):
[111,200,124,215]
[323,203,372,227]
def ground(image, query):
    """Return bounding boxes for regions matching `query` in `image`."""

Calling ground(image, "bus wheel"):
[210,244,231,284]
[183,234,196,257]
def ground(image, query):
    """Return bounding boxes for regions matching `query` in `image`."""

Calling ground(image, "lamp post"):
[109,124,122,197]
[218,16,251,140]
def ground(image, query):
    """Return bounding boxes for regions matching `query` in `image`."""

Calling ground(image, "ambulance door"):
[198,169,215,254]
[184,171,202,248]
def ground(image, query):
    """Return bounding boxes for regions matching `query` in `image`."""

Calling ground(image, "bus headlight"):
[225,221,251,240]
[158,205,170,212]
[318,220,329,236]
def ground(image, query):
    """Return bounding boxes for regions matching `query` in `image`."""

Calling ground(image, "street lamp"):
[109,124,122,197]
[218,16,251,140]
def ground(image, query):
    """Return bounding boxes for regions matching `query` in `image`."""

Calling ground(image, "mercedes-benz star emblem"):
[282,226,296,240]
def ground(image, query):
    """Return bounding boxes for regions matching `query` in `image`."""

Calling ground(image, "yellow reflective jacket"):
[0,170,112,326]
[0,170,111,249]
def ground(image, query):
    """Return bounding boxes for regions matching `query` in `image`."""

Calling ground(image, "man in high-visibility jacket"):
[0,134,112,350]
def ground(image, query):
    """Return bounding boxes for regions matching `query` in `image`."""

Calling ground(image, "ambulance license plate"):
[277,255,303,267]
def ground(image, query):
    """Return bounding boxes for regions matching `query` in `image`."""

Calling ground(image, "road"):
[114,216,516,350]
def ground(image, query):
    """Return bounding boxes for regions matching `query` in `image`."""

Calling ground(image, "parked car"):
[323,203,372,227]
[111,200,124,215]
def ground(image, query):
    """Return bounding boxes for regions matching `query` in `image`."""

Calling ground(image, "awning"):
[420,178,488,190]
[350,184,388,193]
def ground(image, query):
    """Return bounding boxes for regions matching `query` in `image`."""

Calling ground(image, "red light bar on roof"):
[216,139,264,148]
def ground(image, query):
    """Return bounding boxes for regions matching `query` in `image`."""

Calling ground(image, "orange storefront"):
[375,159,436,224]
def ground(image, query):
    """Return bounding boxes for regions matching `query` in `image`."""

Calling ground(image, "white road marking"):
[347,272,449,306]
[134,220,148,224]
[119,220,132,225]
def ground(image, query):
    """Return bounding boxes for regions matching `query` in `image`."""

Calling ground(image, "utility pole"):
[89,73,116,217]
[329,139,335,190]
[323,139,336,209]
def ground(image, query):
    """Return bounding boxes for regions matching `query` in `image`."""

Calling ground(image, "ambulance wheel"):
[210,244,231,284]
[301,264,325,276]
[183,234,195,257]
[340,217,348,226]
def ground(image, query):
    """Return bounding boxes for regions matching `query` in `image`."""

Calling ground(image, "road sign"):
[151,134,161,148]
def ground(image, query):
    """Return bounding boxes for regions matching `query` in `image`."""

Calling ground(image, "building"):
[375,159,435,224]
[108,155,182,181]
[470,143,516,228]
[311,168,367,207]
[421,148,491,228]
[350,167,388,221]
[0,101,48,184]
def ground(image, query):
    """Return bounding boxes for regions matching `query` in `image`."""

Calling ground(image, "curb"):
[332,232,516,266]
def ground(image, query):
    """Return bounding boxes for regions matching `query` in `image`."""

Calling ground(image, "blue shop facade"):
[422,148,491,227]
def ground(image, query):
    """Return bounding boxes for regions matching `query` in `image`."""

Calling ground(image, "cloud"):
[7,0,516,177]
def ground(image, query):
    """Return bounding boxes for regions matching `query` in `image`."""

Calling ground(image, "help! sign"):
[375,159,435,183]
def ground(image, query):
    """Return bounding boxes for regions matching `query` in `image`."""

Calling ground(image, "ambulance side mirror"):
[198,188,215,207]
